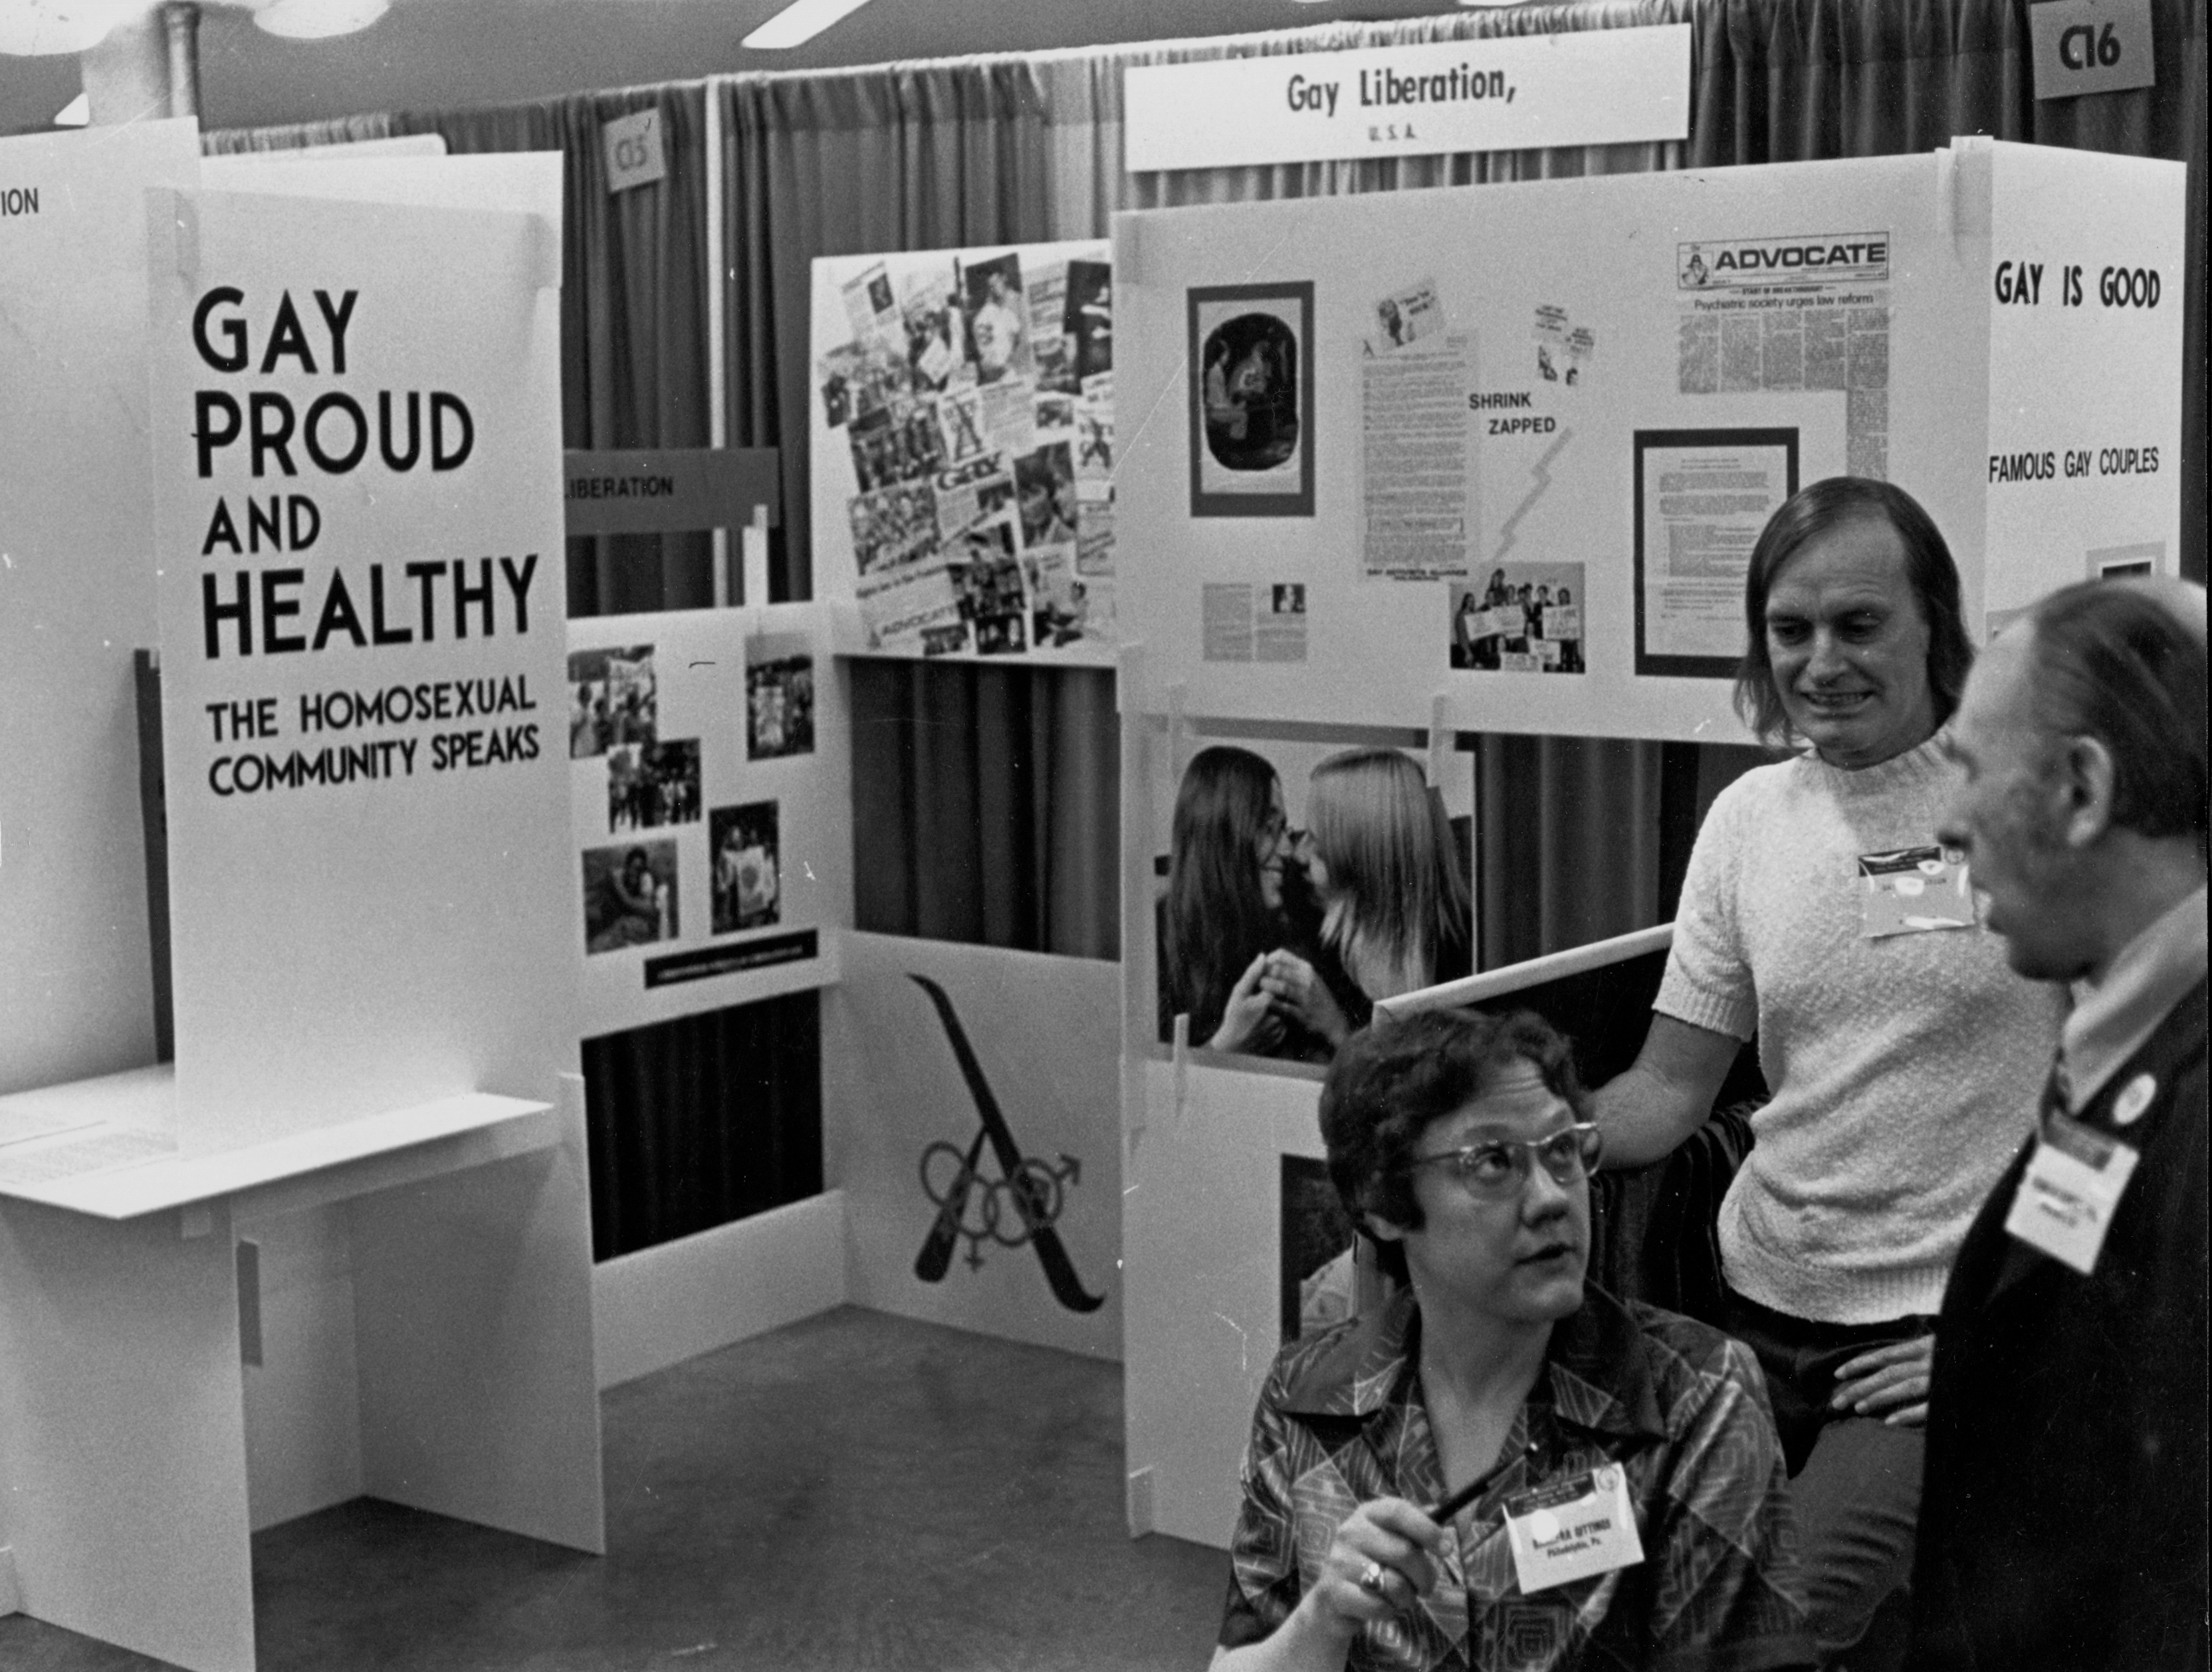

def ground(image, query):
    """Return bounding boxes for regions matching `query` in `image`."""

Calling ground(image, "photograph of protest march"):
[1448,561,1587,674]
[608,739,702,831]
[567,644,657,759]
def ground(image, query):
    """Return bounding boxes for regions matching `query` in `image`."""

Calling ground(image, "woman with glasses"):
[1217,1008,1812,1672]
[1161,745,1359,1059]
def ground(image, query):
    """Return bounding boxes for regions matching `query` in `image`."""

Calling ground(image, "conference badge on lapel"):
[2004,1110,2140,1275]
[1503,1464,1644,1594]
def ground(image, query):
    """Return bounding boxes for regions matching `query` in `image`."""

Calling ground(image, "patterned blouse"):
[1220,1284,1814,1671]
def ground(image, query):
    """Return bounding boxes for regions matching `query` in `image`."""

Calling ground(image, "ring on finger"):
[1357,1560,1392,1596]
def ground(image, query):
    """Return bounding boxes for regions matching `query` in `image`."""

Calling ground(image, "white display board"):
[1123,1053,1323,1545]
[146,173,575,1152]
[1981,140,2189,609]
[824,933,1120,1362]
[0,120,201,1098]
[1114,139,2186,1554]
[1113,140,2185,736]
[810,239,1117,663]
[567,604,849,1035]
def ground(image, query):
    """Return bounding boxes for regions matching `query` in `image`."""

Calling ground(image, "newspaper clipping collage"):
[815,241,1117,658]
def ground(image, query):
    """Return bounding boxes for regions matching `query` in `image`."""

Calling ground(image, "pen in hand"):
[1426,1442,1537,1526]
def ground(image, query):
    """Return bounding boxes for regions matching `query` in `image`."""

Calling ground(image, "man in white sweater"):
[1594,478,2064,1670]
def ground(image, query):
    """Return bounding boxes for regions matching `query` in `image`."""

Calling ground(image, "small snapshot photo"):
[1025,546,1086,649]
[960,253,1032,386]
[1064,258,1114,381]
[711,801,782,934]
[608,738,703,830]
[1014,441,1078,551]
[582,839,677,955]
[899,262,966,394]
[952,522,1029,655]
[1189,282,1315,516]
[1368,278,1445,356]
[849,480,940,575]
[746,635,816,761]
[818,336,911,431]
[1449,561,1587,674]
[567,645,657,759]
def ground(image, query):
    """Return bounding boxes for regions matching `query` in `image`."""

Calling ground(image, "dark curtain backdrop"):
[582,990,821,1260]
[391,86,719,617]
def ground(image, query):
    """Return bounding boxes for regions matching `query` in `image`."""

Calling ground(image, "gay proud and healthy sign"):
[146,177,574,1148]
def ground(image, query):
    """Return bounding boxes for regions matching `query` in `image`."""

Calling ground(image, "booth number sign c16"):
[604,108,668,193]
[2029,0,2156,100]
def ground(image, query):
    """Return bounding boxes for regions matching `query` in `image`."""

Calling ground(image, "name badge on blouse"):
[1858,845,1975,938]
[2003,1111,2139,1275]
[1503,1465,1644,1594]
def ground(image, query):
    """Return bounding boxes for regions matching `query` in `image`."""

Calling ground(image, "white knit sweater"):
[1656,734,2066,1322]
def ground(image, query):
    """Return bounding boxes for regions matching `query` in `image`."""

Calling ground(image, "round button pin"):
[2112,1073,2156,1127]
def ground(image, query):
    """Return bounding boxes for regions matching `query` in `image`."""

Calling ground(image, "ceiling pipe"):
[80,1,201,126]
[164,2,203,116]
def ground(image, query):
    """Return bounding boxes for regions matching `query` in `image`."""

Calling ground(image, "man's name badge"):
[1503,1464,1644,1594]
[2004,1111,2139,1276]
[1858,845,1975,938]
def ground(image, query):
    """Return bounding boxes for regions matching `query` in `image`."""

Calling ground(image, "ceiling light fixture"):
[0,0,141,56]
[251,0,389,40]
[741,0,876,51]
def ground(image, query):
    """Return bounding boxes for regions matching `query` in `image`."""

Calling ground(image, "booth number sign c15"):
[604,107,668,193]
[2029,0,2156,100]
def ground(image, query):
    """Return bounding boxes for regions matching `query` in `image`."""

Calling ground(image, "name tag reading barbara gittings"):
[1503,1465,1644,1594]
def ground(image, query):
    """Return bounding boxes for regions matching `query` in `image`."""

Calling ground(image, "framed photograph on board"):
[1632,427,1799,679]
[1188,281,1315,518]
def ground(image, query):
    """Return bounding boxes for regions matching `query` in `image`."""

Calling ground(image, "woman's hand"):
[1831,1334,1934,1427]
[1289,1497,1446,1649]
[1208,952,1285,1055]
[1260,951,1353,1049]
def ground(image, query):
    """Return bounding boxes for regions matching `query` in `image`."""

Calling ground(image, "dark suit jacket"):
[1908,978,2207,1672]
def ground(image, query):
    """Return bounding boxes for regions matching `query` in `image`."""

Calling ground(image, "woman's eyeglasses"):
[1408,1123,1603,1198]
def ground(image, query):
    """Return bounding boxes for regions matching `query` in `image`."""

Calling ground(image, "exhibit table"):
[0,1067,604,1672]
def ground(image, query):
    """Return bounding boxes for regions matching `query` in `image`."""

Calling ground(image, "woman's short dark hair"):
[1735,477,1974,750]
[2025,581,2208,849]
[1319,1007,1589,1285]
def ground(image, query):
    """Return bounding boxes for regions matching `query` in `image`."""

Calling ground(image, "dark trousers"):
[1722,1286,1933,1671]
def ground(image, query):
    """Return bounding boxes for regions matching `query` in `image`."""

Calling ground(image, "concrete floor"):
[0,1306,1228,1671]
